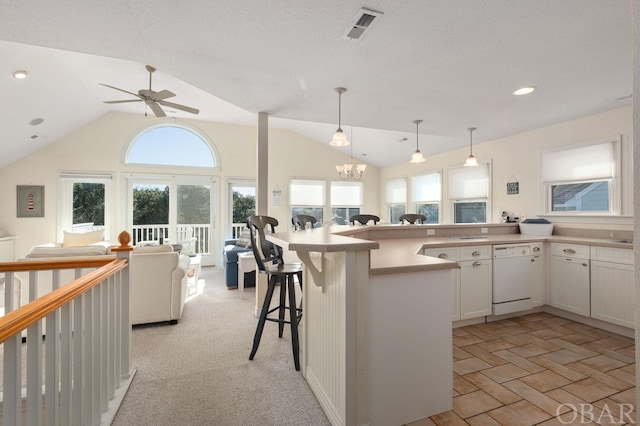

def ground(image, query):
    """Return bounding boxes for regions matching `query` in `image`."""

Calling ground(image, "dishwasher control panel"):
[493,244,531,258]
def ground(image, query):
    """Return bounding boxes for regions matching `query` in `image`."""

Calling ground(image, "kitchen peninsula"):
[266,222,634,426]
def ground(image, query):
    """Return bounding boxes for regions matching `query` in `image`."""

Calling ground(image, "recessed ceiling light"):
[513,86,536,96]
[12,70,28,79]
[30,118,44,126]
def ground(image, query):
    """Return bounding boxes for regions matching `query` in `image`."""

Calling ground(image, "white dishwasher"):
[492,244,533,315]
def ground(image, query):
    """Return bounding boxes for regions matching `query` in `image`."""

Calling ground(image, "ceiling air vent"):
[342,8,383,41]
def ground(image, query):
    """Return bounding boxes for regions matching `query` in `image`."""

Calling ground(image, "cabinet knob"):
[563,248,576,254]
[532,247,540,252]
[438,253,448,259]
[472,261,482,266]
[582,263,588,267]
[472,251,481,256]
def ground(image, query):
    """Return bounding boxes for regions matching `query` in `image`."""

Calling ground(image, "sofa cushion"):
[62,229,105,248]
[26,241,110,258]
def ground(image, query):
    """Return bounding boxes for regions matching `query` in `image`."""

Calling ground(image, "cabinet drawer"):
[423,247,458,260]
[550,243,589,259]
[459,245,491,261]
[590,246,633,264]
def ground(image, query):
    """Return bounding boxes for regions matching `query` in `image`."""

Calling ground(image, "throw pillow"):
[62,229,105,248]
[235,228,252,248]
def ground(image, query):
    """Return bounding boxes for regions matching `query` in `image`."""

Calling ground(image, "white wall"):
[380,106,633,226]
[0,111,379,260]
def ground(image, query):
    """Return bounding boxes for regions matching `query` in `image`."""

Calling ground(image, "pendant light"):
[464,127,479,167]
[409,119,426,163]
[336,127,367,180]
[330,87,349,147]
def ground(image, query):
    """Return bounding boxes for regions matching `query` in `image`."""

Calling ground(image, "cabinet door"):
[550,256,590,316]
[591,260,634,329]
[460,259,492,320]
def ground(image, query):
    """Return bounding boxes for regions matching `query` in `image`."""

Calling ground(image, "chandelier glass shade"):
[330,87,350,147]
[464,127,479,167]
[409,119,426,163]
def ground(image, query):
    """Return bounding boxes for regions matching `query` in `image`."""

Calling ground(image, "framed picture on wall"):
[17,185,45,218]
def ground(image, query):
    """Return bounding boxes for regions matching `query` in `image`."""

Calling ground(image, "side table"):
[237,251,257,292]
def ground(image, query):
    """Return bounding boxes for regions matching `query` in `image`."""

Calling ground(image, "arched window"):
[125,123,218,168]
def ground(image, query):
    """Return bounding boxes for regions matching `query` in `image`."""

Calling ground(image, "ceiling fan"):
[99,65,200,118]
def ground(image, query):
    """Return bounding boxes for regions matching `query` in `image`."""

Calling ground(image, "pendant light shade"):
[409,119,426,163]
[330,87,350,147]
[464,127,479,167]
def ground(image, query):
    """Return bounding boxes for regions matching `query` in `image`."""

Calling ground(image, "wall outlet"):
[427,229,435,236]
[481,227,488,234]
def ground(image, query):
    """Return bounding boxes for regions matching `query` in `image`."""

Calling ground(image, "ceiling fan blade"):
[103,99,142,104]
[157,100,200,115]
[146,100,167,118]
[153,89,175,101]
[99,83,140,99]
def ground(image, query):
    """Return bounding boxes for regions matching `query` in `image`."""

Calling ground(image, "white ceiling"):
[0,1,632,170]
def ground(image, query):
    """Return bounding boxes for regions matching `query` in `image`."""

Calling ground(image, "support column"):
[256,112,269,215]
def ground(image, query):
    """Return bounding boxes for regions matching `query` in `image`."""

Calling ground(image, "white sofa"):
[19,241,190,326]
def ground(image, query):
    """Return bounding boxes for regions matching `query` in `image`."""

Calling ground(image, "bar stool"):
[247,215,303,370]
[399,213,427,224]
[292,214,317,230]
[349,214,380,225]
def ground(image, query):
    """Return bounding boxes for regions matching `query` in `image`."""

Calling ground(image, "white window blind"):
[448,163,489,200]
[290,179,325,206]
[541,140,616,182]
[385,178,406,203]
[331,181,363,206]
[411,172,441,202]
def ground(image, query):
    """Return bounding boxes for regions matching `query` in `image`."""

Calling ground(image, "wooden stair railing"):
[0,231,135,426]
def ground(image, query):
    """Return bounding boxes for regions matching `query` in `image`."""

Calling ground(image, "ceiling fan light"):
[464,154,479,167]
[330,129,349,146]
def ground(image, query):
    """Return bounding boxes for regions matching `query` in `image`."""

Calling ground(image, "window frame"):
[541,137,620,216]
[57,172,114,242]
[448,162,491,224]
[411,171,442,224]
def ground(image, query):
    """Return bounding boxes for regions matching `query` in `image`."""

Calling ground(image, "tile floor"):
[409,312,636,426]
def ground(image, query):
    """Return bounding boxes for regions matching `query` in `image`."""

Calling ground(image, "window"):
[331,181,363,225]
[412,171,441,223]
[290,179,325,225]
[229,182,256,238]
[542,138,619,214]
[58,172,114,241]
[386,178,406,223]
[126,124,217,168]
[448,163,490,223]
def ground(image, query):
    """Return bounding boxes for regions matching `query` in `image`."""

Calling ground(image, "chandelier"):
[336,128,366,180]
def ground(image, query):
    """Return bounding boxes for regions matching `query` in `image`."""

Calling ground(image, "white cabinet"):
[590,246,634,329]
[550,243,590,316]
[423,245,491,321]
[530,243,544,307]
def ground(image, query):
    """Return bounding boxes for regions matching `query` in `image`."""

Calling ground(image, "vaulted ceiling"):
[0,1,632,169]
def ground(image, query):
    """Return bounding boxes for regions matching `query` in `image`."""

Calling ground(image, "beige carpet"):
[112,267,330,426]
